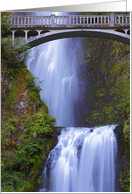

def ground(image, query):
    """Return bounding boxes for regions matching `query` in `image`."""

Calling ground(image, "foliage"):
[1,117,19,149]
[1,107,56,192]
[1,136,56,191]
[77,37,130,126]
[1,12,30,80]
[1,12,11,34]
[7,79,16,105]
[26,74,43,93]
[1,37,30,74]
[1,13,56,192]
[1,62,56,191]
[24,111,56,138]
[119,170,130,192]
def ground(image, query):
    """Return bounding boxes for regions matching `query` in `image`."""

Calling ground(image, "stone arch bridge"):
[6,13,130,47]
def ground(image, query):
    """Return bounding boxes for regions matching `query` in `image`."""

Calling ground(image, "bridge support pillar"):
[124,29,128,34]
[12,30,15,40]
[24,30,28,40]
[37,30,41,36]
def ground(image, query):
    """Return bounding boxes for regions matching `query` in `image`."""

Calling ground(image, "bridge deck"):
[5,14,130,46]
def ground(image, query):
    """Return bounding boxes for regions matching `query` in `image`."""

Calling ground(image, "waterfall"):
[27,38,80,126]
[26,24,117,192]
[39,125,117,192]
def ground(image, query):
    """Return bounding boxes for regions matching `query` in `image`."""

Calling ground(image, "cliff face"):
[75,38,130,127]
[1,60,57,192]
[114,123,130,192]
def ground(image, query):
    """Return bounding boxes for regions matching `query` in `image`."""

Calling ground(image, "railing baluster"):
[97,17,98,24]
[27,17,29,26]
[83,17,85,25]
[104,17,106,24]
[125,16,127,25]
[76,17,78,25]
[7,14,130,29]
[69,17,71,26]
[17,17,19,25]
[59,17,61,26]
[31,17,33,26]
[90,17,92,24]
[34,17,36,26]
[24,17,26,26]
[9,17,11,25]
[108,16,110,25]
[93,17,95,24]
[38,17,40,25]
[73,17,74,26]
[101,17,102,24]
[49,17,50,27]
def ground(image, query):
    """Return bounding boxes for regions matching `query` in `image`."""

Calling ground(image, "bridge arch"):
[115,29,125,34]
[127,30,130,35]
[40,30,50,35]
[15,30,25,39]
[28,30,38,38]
[23,29,130,49]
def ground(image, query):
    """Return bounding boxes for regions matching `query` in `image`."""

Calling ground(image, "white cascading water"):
[26,27,117,192]
[39,126,117,192]
[27,38,79,126]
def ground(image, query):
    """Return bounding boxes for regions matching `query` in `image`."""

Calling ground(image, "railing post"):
[51,14,55,27]
[110,13,114,26]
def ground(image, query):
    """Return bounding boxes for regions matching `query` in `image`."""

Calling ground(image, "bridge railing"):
[8,14,130,28]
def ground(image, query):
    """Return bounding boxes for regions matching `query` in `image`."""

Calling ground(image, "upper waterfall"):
[27,38,80,126]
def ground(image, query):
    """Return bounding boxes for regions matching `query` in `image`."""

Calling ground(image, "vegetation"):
[119,118,130,192]
[1,12,11,34]
[75,37,130,127]
[75,37,130,191]
[1,12,57,192]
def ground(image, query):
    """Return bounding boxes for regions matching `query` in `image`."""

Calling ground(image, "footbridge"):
[7,13,130,46]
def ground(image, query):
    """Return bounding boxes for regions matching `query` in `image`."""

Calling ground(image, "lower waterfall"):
[39,125,117,192]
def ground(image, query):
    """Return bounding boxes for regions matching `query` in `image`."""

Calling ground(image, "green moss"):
[118,118,130,192]
[77,37,130,127]
[7,79,16,107]
[119,170,130,192]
